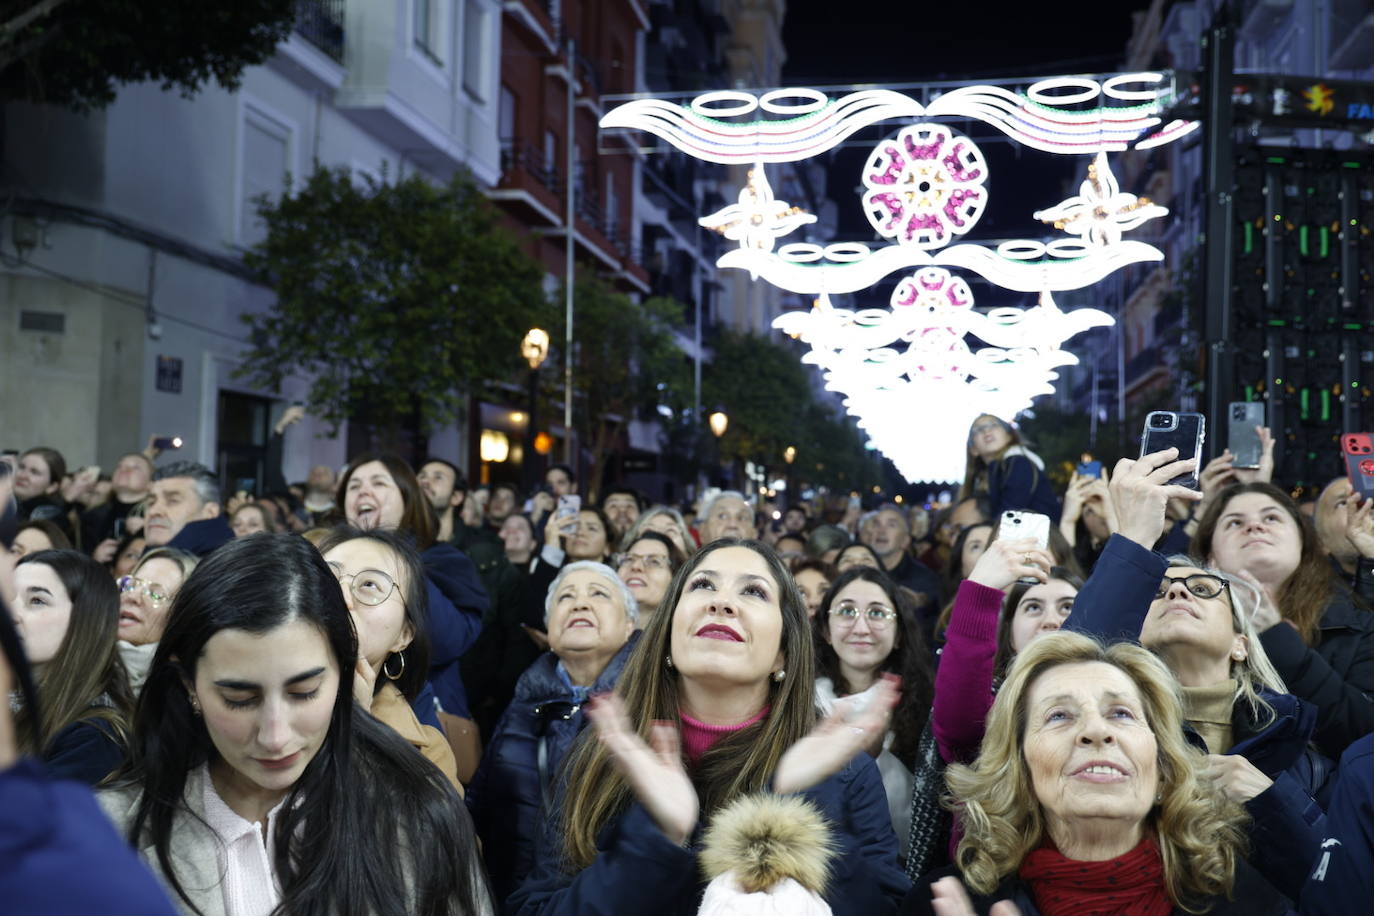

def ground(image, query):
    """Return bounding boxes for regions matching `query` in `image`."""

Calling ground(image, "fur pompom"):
[698,793,837,895]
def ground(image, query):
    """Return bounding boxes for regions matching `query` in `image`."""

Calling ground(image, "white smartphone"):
[1002,510,1051,583]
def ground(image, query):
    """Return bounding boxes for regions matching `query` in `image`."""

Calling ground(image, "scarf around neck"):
[1019,834,1171,916]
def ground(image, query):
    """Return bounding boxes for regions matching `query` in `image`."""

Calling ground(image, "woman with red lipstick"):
[813,567,933,857]
[905,631,1270,916]
[98,534,492,916]
[1192,482,1374,760]
[508,538,911,915]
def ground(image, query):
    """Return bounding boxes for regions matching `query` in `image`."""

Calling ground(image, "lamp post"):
[521,328,550,489]
[783,445,796,504]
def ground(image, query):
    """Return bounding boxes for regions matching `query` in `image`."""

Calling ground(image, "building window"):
[238,104,293,247]
[498,85,516,142]
[414,0,445,63]
[217,391,272,497]
[462,0,488,100]
[605,174,619,241]
[543,130,558,179]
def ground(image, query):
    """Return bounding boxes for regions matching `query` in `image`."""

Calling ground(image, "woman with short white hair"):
[467,561,641,905]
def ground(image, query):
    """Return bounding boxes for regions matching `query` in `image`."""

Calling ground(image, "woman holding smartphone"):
[958,415,1060,523]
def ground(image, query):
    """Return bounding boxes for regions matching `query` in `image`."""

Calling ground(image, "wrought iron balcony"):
[295,0,345,63]
[500,139,562,193]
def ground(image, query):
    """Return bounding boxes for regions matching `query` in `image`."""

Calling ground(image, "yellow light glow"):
[480,430,510,463]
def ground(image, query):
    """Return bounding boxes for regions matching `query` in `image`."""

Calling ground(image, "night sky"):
[778,0,1161,310]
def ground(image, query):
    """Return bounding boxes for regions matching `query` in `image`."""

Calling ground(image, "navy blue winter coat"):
[1066,534,1331,901]
[1302,730,1374,915]
[467,632,641,905]
[423,542,489,720]
[506,752,911,915]
[0,757,177,914]
[43,718,124,786]
[985,452,1061,524]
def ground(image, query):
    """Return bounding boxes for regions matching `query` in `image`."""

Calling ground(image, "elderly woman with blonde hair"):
[905,630,1282,916]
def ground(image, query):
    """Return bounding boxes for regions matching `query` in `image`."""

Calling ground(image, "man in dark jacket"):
[1303,730,1374,915]
[146,461,234,557]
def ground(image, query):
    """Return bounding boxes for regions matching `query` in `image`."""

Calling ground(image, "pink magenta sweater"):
[932,580,1004,765]
[679,706,770,766]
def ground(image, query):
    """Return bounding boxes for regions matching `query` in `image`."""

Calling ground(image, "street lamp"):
[708,410,729,438]
[521,328,550,488]
[783,445,796,464]
[783,444,797,501]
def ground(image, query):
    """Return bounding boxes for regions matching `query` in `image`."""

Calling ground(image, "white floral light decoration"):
[1033,151,1169,246]
[601,77,1180,482]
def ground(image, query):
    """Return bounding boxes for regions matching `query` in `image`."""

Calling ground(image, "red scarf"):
[1019,834,1171,916]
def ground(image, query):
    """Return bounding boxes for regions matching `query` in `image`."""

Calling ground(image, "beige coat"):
[370,682,463,795]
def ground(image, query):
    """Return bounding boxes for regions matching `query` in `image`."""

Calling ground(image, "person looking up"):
[12,549,135,785]
[109,533,145,580]
[301,464,337,523]
[144,462,231,556]
[467,561,640,903]
[790,557,834,619]
[697,491,758,542]
[229,503,277,538]
[782,505,809,535]
[601,486,643,544]
[958,415,1060,523]
[546,464,577,498]
[621,506,696,556]
[85,452,155,562]
[115,547,198,695]
[508,539,911,915]
[318,527,459,789]
[97,534,493,916]
[774,533,807,560]
[1313,477,1374,597]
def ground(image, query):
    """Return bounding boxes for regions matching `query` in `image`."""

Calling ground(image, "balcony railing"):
[295,0,345,63]
[500,140,561,193]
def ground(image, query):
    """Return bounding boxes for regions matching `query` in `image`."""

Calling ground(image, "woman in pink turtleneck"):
[508,538,914,916]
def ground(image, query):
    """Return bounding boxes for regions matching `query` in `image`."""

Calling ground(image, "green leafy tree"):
[0,0,297,109]
[550,277,689,500]
[237,166,549,446]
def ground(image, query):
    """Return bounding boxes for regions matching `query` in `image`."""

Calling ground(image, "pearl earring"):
[772,669,785,682]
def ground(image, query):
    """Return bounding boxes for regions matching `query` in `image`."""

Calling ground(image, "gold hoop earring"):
[383,651,406,681]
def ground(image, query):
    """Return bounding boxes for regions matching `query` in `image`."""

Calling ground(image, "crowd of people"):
[4,408,1374,915]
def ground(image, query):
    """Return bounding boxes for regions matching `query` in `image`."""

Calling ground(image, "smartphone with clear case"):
[1140,411,1205,489]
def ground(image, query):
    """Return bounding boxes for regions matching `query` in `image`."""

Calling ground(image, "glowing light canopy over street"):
[601,75,1183,482]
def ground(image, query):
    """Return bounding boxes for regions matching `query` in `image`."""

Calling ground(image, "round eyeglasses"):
[1154,574,1229,601]
[117,575,170,608]
[828,602,898,628]
[327,562,401,607]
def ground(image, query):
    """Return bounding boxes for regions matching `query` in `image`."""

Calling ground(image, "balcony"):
[294,0,345,63]
[490,139,564,225]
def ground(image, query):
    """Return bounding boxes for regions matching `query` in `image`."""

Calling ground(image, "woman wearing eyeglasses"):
[614,531,686,626]
[114,547,199,694]
[813,566,933,858]
[1062,451,1333,902]
[467,561,641,905]
[317,527,459,790]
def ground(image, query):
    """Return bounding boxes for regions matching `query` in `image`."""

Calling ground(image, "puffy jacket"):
[507,753,911,916]
[423,542,489,720]
[1067,534,1331,900]
[467,632,641,905]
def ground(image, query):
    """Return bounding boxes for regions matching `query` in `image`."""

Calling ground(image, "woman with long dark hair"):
[509,538,910,914]
[12,549,134,784]
[812,567,933,856]
[97,534,491,916]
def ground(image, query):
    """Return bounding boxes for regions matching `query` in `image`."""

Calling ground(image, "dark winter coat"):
[1,757,178,914]
[43,717,125,787]
[1067,534,1332,900]
[1302,730,1374,915]
[985,452,1061,524]
[507,753,911,915]
[422,541,489,720]
[467,632,641,905]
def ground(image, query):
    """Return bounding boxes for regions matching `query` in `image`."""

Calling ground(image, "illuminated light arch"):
[601,79,1175,482]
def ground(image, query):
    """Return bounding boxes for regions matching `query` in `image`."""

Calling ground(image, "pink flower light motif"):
[861,124,989,249]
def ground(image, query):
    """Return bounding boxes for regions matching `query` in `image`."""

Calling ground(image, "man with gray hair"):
[859,503,942,624]
[697,490,758,542]
[145,461,233,555]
